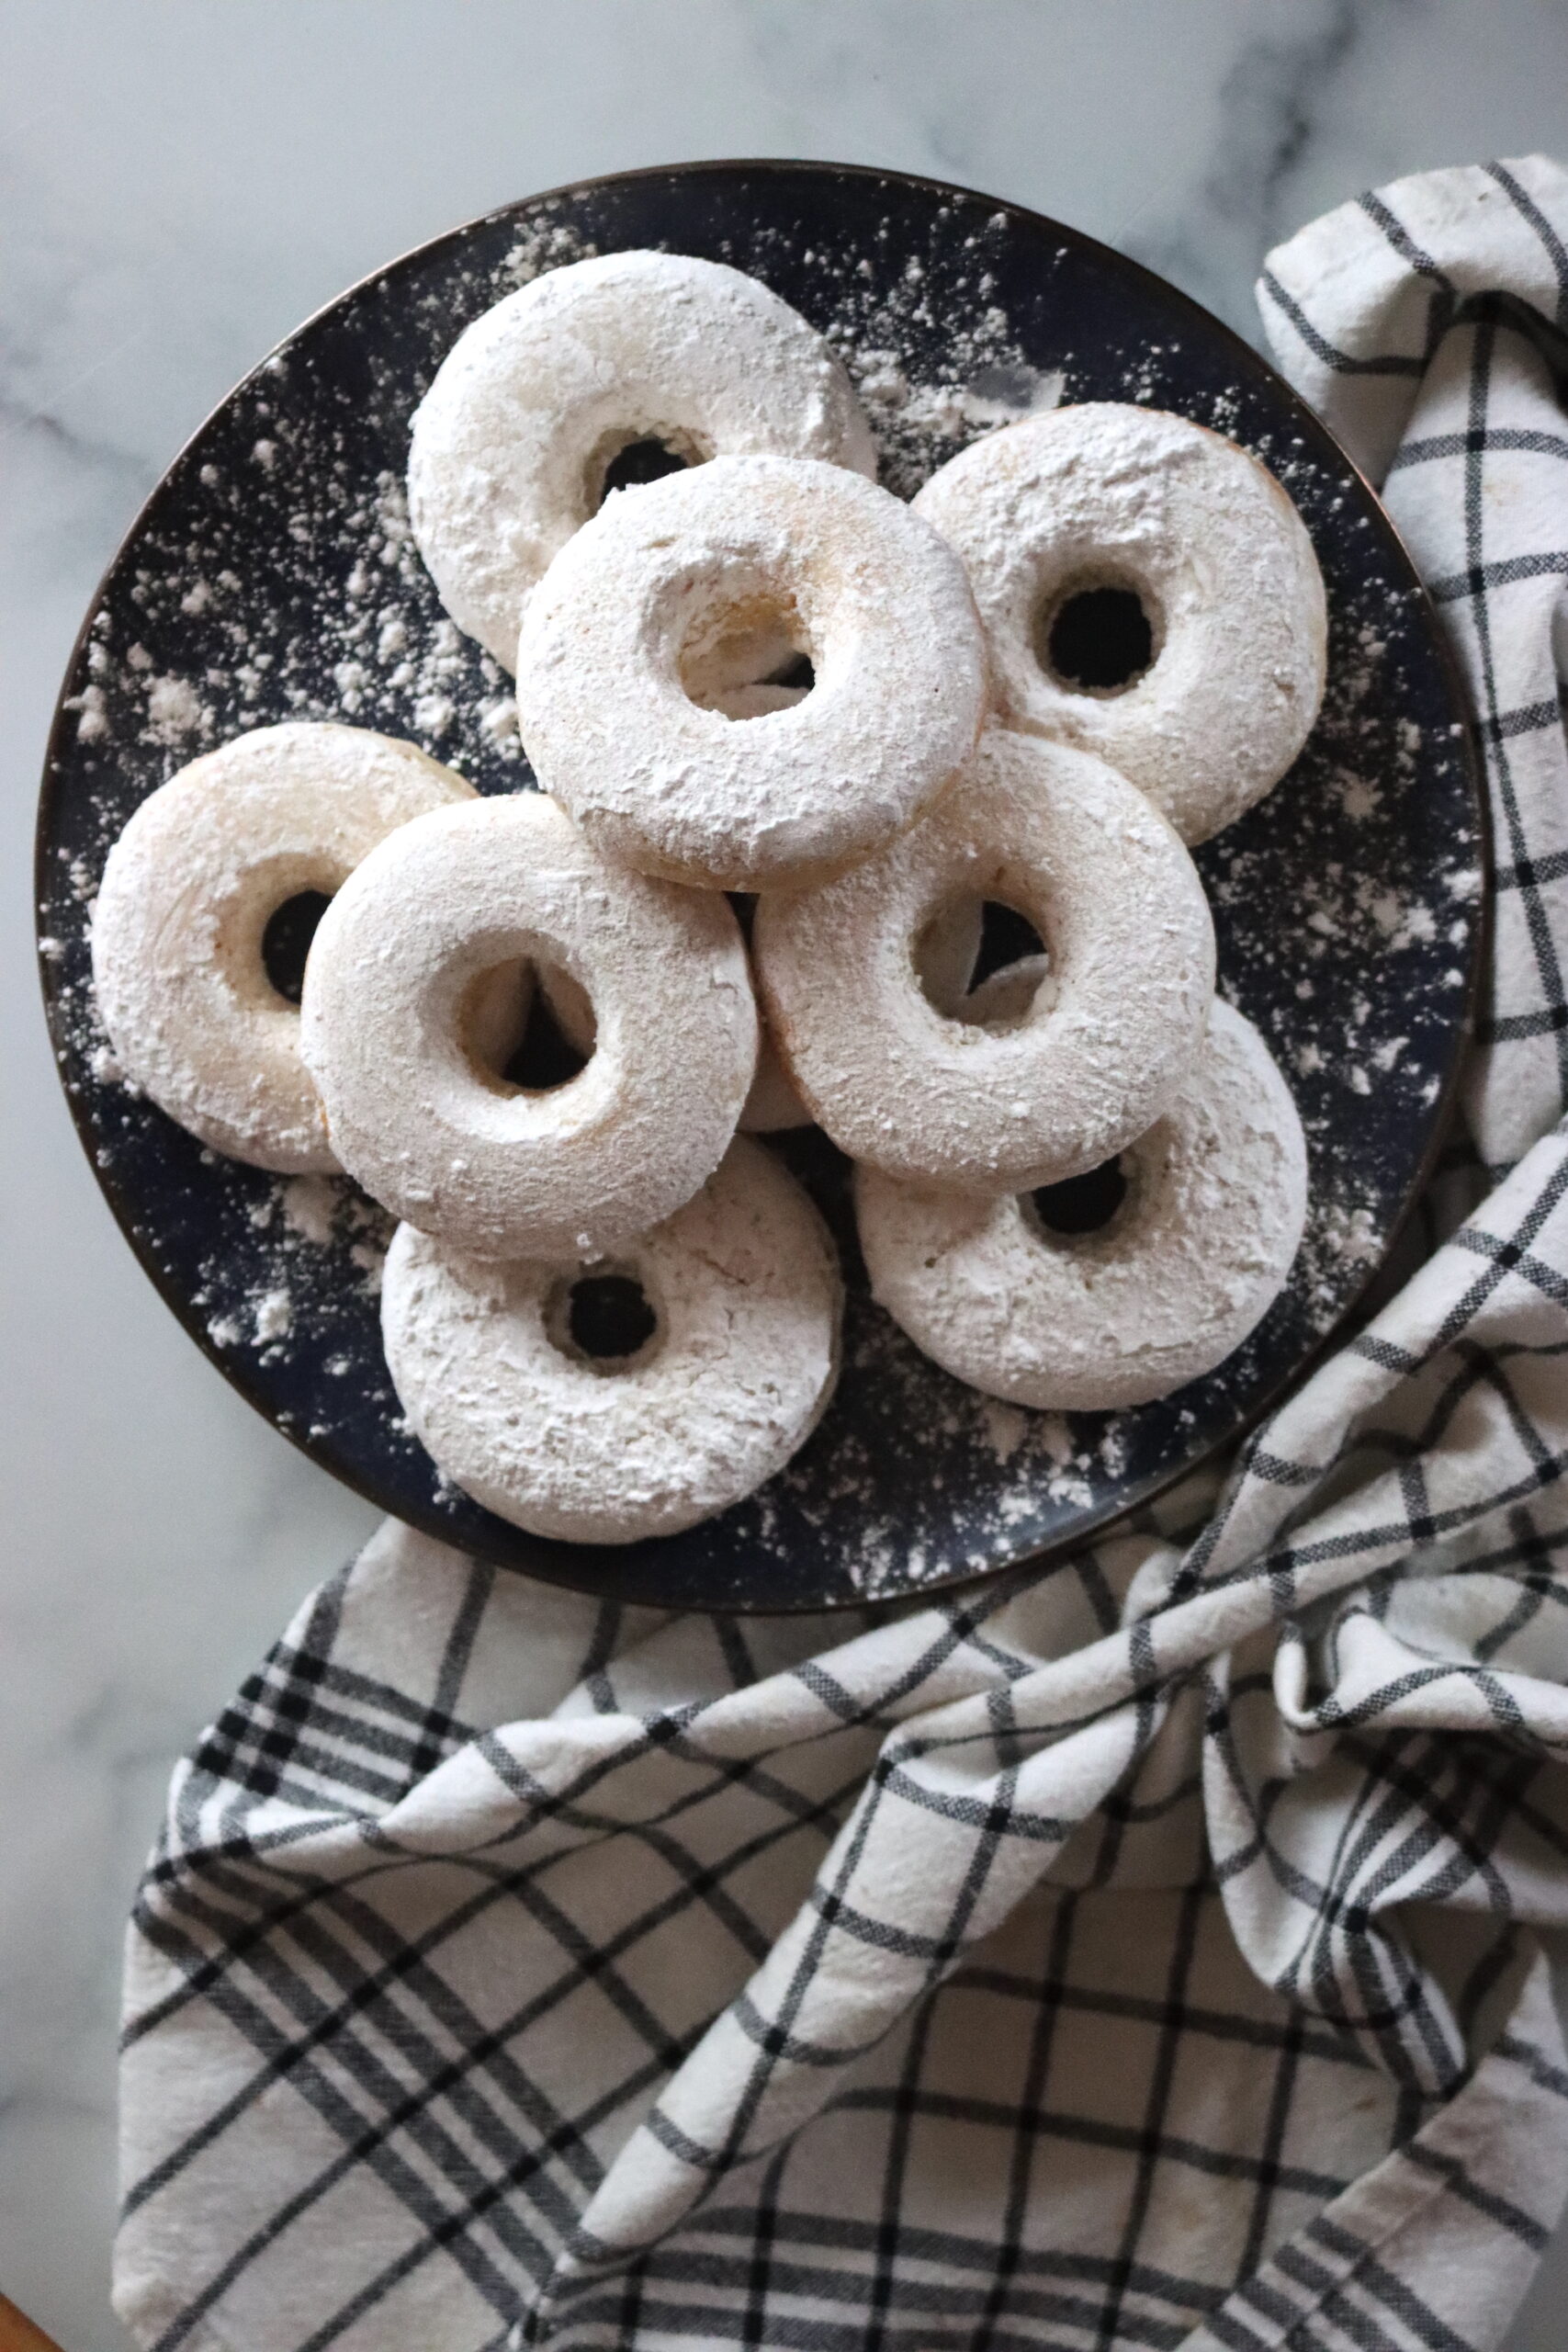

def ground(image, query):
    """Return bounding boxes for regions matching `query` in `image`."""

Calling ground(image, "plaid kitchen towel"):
[116,158,1568,2352]
[1258,153,1568,1178]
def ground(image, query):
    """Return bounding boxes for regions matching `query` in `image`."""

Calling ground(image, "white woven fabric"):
[1259,153,1568,1176]
[118,159,1568,2352]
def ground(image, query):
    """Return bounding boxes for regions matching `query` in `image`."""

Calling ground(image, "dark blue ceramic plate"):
[36,161,1484,1612]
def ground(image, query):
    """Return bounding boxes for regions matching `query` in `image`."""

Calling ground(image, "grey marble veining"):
[3,5,1567,2344]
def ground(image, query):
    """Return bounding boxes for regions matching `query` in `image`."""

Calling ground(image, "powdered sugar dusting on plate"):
[35,167,1483,1610]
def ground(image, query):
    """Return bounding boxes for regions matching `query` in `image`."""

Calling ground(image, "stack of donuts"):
[91,250,1325,1548]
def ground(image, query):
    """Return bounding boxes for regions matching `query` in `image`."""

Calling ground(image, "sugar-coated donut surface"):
[914,404,1327,843]
[299,791,757,1261]
[540,944,812,1134]
[515,454,987,889]
[543,893,983,1136]
[856,999,1308,1411]
[754,726,1215,1191]
[381,1137,842,1544]
[408,250,876,671]
[739,1030,812,1133]
[90,723,474,1173]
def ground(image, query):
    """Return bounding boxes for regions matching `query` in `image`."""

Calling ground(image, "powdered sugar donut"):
[516,455,987,889]
[913,405,1327,842]
[753,727,1214,1191]
[409,250,876,670]
[856,1000,1308,1411]
[299,792,756,1261]
[381,1137,841,1544]
[90,722,474,1172]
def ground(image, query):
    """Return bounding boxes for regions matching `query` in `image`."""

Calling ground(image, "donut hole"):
[917,896,1049,1023]
[971,899,1045,988]
[546,1267,662,1372]
[262,889,333,1005]
[1027,1157,1130,1239]
[590,426,707,511]
[462,957,597,1095]
[680,589,816,720]
[1037,578,1156,695]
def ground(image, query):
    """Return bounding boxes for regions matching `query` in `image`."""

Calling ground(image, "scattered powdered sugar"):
[252,1286,292,1343]
[178,1172,398,1414]
[979,1399,1030,1464]
[852,352,1066,480]
[145,673,209,742]
[281,1173,338,1246]
[501,218,601,287]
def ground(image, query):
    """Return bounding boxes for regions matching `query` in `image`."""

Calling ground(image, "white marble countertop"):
[4,5,1567,2343]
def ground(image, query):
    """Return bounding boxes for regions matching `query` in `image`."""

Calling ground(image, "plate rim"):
[34,154,1491,1611]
